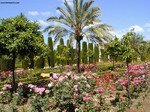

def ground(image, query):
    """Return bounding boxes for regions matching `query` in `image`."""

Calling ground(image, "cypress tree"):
[48,37,54,67]
[60,38,64,46]
[101,49,108,62]
[94,44,99,63]
[35,56,45,68]
[56,45,60,65]
[67,40,71,65]
[88,43,94,64]
[81,41,88,64]
[59,38,65,65]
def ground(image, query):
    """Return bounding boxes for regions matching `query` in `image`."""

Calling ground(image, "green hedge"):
[34,57,45,68]
[0,56,13,70]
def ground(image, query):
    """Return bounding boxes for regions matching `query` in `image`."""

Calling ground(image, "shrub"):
[22,57,29,69]
[34,57,45,69]
[0,55,13,71]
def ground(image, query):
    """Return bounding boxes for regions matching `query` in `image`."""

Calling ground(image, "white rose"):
[45,90,50,94]
[48,82,54,88]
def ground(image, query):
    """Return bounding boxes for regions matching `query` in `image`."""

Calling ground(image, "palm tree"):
[44,0,112,72]
[130,33,144,53]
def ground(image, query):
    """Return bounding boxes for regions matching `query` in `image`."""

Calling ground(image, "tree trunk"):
[12,53,16,92]
[126,62,131,106]
[77,40,81,73]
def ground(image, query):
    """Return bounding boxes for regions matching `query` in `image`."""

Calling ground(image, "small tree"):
[105,37,122,68]
[121,32,134,106]
[0,14,45,92]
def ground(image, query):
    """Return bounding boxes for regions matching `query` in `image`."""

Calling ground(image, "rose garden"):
[0,0,150,112]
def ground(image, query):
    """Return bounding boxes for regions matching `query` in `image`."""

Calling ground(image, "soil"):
[125,71,150,112]
[125,92,150,112]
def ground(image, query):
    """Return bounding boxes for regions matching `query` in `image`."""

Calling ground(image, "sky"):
[0,0,150,44]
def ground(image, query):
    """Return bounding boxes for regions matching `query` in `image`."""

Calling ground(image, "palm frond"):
[64,0,74,19]
[57,7,75,27]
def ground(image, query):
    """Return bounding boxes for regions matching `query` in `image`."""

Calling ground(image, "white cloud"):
[28,11,39,16]
[38,19,49,27]
[109,30,127,39]
[41,11,51,16]
[28,11,52,17]
[129,25,144,33]
[147,28,150,32]
[145,23,150,27]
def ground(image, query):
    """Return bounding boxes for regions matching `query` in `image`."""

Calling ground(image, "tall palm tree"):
[44,0,112,72]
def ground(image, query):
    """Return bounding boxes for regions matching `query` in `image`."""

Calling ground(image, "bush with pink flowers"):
[0,63,149,111]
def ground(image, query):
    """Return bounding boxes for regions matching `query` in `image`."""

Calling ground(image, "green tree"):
[130,33,144,61]
[81,42,88,64]
[0,14,45,92]
[139,41,150,61]
[101,49,108,62]
[121,32,134,106]
[66,39,74,65]
[55,45,69,65]
[34,56,45,68]
[94,44,99,63]
[88,43,94,64]
[22,57,30,69]
[60,38,64,46]
[48,37,54,67]
[44,0,112,72]
[105,37,122,68]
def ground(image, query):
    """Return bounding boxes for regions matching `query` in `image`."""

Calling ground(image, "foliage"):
[81,41,88,64]
[0,13,46,91]
[34,56,45,69]
[105,37,122,68]
[29,95,50,112]
[88,43,94,64]
[44,0,112,72]
[94,44,99,63]
[116,101,128,112]
[66,39,75,65]
[0,55,13,71]
[48,37,55,67]
[101,49,108,62]
[55,44,70,65]
[22,57,30,69]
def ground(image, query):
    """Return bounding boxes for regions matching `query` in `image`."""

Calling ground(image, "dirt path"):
[126,71,150,112]
[125,92,150,112]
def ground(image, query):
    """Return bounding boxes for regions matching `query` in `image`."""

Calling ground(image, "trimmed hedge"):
[0,56,13,70]
[34,57,45,69]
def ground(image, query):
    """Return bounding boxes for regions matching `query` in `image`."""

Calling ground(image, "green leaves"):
[45,0,112,45]
[0,13,45,58]
[121,32,134,63]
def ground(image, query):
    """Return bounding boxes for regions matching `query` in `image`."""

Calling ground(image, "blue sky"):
[0,0,150,43]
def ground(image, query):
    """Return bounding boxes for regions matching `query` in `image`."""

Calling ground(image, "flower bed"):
[0,63,149,111]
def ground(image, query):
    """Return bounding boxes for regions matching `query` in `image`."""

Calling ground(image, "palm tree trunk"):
[77,40,81,73]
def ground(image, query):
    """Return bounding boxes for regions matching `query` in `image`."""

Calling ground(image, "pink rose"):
[97,87,105,93]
